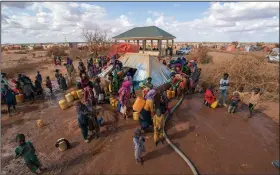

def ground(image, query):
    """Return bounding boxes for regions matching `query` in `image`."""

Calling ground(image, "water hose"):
[163,96,199,175]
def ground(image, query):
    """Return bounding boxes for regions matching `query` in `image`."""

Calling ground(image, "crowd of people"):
[1,52,270,174]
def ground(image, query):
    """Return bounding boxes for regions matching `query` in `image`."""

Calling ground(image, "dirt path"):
[166,94,279,174]
[1,87,191,174]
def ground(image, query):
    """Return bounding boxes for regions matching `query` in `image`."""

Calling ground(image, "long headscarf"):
[145,89,156,100]
[118,80,132,94]
[67,57,72,65]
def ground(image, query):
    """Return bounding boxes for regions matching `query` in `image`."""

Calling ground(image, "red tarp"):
[226,45,236,52]
[108,43,139,58]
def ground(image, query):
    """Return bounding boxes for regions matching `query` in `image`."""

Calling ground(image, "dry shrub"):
[200,54,279,102]
[69,48,88,59]
[14,50,28,54]
[2,58,53,79]
[33,46,44,51]
[192,47,213,64]
[46,46,68,57]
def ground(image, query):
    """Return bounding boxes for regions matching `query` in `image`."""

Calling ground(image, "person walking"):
[23,82,35,102]
[3,84,17,116]
[46,76,53,94]
[35,71,42,84]
[248,88,264,118]
[153,109,165,146]
[59,74,67,91]
[55,69,60,86]
[133,128,146,165]
[14,134,44,174]
[75,101,90,143]
[118,80,132,120]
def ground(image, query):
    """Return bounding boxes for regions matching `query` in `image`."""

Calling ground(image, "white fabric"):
[219,79,229,90]
[120,105,127,114]
[98,94,104,101]
[98,53,171,88]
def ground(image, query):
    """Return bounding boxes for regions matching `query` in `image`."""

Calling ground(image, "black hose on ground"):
[163,95,199,175]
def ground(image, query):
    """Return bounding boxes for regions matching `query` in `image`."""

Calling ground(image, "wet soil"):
[166,94,279,174]
[1,87,190,175]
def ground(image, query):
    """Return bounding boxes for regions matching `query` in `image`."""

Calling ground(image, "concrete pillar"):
[151,40,153,51]
[166,40,169,48]
[172,39,174,56]
[158,40,162,56]
[142,40,146,53]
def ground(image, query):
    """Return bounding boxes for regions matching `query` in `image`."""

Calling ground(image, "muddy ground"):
[1,50,279,174]
[167,94,279,174]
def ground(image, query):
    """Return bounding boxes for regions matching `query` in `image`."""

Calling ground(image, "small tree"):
[81,28,112,58]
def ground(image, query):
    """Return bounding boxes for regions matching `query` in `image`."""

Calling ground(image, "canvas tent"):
[98,53,171,88]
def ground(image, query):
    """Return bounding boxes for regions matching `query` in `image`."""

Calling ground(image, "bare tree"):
[81,28,112,57]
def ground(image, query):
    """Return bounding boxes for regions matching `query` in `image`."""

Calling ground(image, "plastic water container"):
[58,141,67,152]
[211,100,219,109]
[109,84,112,92]
[16,94,24,103]
[167,90,172,99]
[71,91,78,100]
[37,120,44,128]
[67,101,74,107]
[109,97,114,104]
[59,100,68,110]
[171,91,176,98]
[65,93,74,103]
[133,112,139,121]
[76,89,83,99]
[114,100,119,107]
[111,99,117,107]
[133,97,146,112]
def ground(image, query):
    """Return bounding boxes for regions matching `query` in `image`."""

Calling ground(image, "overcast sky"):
[2,2,279,44]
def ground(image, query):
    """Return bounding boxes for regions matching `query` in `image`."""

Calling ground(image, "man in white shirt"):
[219,73,229,107]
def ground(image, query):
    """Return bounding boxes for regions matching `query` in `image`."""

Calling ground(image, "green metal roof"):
[113,26,176,39]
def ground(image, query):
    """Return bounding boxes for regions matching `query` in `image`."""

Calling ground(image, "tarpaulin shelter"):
[226,45,236,52]
[108,43,139,58]
[245,46,253,52]
[99,53,171,88]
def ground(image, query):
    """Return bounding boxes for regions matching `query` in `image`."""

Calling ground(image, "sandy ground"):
[1,50,279,174]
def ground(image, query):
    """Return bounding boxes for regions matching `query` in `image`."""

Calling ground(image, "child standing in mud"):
[219,73,230,107]
[153,109,165,146]
[14,134,45,174]
[133,128,146,165]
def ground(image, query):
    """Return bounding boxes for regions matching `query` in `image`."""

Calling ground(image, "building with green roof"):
[113,26,176,56]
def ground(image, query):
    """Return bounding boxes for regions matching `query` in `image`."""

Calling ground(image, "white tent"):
[99,53,171,88]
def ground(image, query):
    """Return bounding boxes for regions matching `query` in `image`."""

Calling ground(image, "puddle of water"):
[43,80,65,108]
